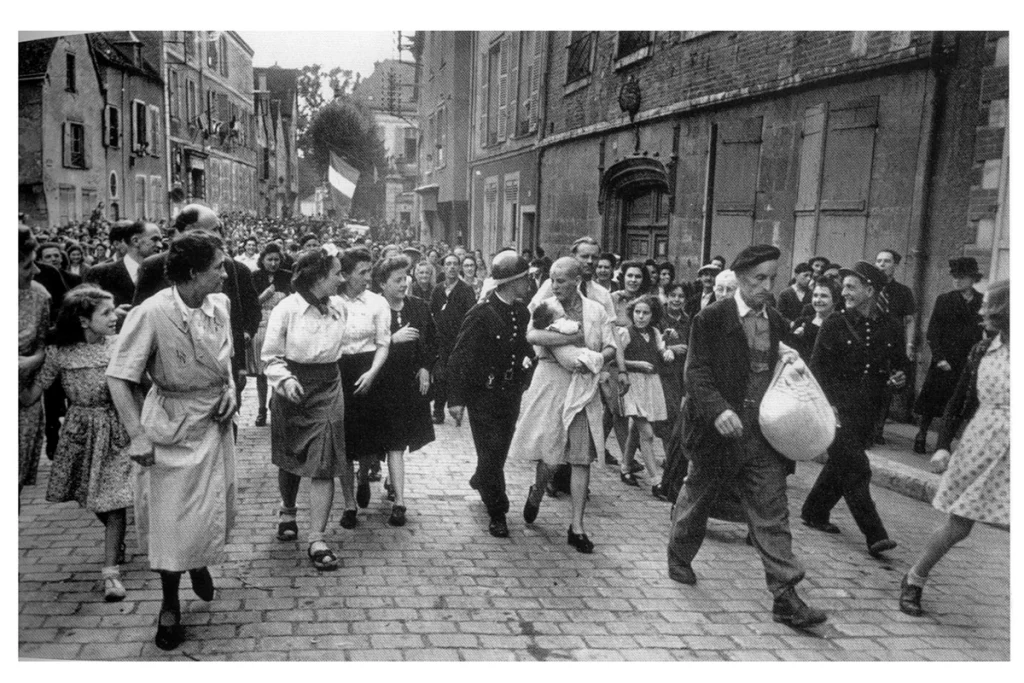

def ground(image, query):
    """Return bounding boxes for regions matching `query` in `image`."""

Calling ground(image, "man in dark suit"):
[667,244,826,628]
[684,263,719,319]
[776,262,813,324]
[85,219,163,326]
[429,252,478,424]
[133,205,260,404]
[447,251,536,538]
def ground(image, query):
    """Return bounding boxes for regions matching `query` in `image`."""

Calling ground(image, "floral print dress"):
[37,337,133,512]
[19,281,50,488]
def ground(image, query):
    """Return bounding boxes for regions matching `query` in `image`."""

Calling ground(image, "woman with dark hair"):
[372,256,436,526]
[643,258,658,284]
[107,230,237,651]
[21,285,132,601]
[65,240,91,279]
[299,233,320,252]
[252,243,293,427]
[19,227,49,495]
[462,254,484,300]
[656,262,676,303]
[786,276,842,360]
[262,247,347,570]
[337,247,391,529]
[900,280,1009,617]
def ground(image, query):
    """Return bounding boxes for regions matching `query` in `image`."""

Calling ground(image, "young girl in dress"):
[21,285,133,602]
[621,294,675,499]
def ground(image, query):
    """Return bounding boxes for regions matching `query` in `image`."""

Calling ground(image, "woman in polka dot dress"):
[899,279,1009,617]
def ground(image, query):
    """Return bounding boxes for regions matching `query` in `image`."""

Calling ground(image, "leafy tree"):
[306,96,386,222]
[296,64,358,159]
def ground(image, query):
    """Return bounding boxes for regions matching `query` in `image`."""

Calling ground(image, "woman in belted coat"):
[107,231,237,652]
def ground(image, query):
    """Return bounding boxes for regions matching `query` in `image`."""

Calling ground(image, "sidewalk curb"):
[866,451,939,504]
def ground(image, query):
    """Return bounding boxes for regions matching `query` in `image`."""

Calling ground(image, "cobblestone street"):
[18,385,1010,661]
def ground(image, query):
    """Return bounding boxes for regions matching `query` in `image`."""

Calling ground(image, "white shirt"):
[171,285,217,324]
[701,290,714,310]
[236,253,260,272]
[734,288,768,321]
[123,253,142,285]
[339,288,392,356]
[261,292,347,391]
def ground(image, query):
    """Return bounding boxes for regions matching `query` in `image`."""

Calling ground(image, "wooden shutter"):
[62,122,72,166]
[497,34,509,141]
[795,104,825,212]
[714,116,763,214]
[507,32,519,137]
[480,52,489,145]
[81,124,91,169]
[820,96,878,212]
[529,32,543,132]
[102,106,110,148]
[148,105,160,155]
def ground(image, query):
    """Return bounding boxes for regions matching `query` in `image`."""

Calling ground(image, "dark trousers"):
[43,380,66,458]
[802,408,889,545]
[667,407,804,597]
[466,391,521,519]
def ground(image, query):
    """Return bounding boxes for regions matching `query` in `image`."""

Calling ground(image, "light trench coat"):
[510,295,615,465]
[107,289,237,572]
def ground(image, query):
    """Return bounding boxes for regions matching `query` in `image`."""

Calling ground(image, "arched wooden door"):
[622,187,669,261]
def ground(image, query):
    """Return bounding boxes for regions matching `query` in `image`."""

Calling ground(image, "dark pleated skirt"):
[340,351,386,460]
[271,360,346,479]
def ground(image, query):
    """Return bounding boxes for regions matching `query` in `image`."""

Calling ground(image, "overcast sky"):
[242,31,410,78]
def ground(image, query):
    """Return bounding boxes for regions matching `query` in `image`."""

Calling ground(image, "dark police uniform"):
[803,307,907,546]
[447,292,535,522]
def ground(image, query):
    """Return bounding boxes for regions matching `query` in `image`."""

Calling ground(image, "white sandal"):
[101,566,126,602]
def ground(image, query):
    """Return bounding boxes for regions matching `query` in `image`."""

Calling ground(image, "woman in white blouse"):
[337,248,391,529]
[261,248,347,571]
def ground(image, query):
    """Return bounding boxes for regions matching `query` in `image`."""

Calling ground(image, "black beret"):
[731,244,781,273]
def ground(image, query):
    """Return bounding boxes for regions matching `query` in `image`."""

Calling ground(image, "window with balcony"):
[565,32,594,88]
[207,32,219,70]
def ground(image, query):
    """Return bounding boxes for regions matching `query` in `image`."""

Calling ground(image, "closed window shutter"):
[497,35,509,141]
[480,52,489,145]
[714,117,763,215]
[148,105,160,155]
[62,122,72,167]
[529,32,543,132]
[820,97,878,212]
[796,104,825,212]
[82,124,90,169]
[507,32,519,137]
[102,106,109,148]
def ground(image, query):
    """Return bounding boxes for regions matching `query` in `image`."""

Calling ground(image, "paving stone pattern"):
[19,385,1009,661]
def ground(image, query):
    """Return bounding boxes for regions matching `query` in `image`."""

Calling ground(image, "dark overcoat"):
[682,295,793,474]
[915,289,983,417]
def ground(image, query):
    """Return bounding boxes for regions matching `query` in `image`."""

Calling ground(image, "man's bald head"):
[173,204,221,235]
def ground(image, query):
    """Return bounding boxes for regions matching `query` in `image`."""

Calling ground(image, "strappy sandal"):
[101,567,126,602]
[308,543,339,571]
[277,520,298,541]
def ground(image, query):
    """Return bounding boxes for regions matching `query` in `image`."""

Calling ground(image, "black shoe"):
[628,460,645,475]
[620,472,640,487]
[772,587,827,627]
[356,478,371,508]
[604,451,620,466]
[899,574,924,616]
[489,516,509,538]
[868,538,898,558]
[368,462,382,482]
[254,411,267,427]
[154,607,184,651]
[668,563,697,585]
[388,505,407,527]
[652,483,668,500]
[339,509,358,529]
[189,567,214,602]
[567,526,594,554]
[801,516,841,534]
[523,485,540,524]
[913,432,928,454]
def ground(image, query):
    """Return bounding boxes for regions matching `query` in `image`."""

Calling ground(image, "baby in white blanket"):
[531,299,604,373]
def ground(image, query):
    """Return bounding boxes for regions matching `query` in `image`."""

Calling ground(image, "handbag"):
[759,358,836,461]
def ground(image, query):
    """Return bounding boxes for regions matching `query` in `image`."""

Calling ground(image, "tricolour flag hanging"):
[329,150,360,198]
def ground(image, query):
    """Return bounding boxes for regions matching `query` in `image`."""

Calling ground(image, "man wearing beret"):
[446,251,536,538]
[802,261,907,558]
[667,244,826,627]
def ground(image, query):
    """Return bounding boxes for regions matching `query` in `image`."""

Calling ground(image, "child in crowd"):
[620,294,675,499]
[20,285,133,602]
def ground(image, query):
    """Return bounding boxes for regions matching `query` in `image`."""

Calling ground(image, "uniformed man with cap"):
[447,250,536,538]
[667,244,827,628]
[801,260,907,558]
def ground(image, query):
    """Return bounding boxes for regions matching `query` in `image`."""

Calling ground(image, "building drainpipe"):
[535,31,550,254]
[911,31,949,369]
[466,32,477,251]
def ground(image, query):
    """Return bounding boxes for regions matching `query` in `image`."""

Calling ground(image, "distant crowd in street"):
[18,203,1009,650]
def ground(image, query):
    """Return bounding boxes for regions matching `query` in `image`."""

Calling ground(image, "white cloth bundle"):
[759,358,836,461]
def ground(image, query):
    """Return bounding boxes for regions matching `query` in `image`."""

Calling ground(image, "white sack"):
[759,358,836,461]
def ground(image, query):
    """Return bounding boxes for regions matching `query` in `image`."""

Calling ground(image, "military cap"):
[838,261,887,290]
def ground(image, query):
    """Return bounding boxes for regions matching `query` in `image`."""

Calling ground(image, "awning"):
[413,184,439,193]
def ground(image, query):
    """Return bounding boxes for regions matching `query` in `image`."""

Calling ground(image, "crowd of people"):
[18,204,1009,650]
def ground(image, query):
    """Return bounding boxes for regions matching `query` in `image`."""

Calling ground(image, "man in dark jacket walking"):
[429,252,478,424]
[667,244,826,628]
